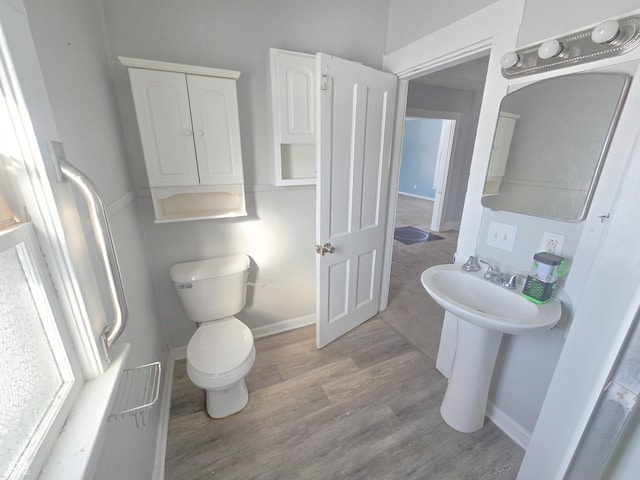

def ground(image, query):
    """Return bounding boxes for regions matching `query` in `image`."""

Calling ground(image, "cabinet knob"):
[195,130,204,137]
[184,129,193,136]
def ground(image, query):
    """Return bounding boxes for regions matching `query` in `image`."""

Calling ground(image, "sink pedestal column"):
[440,318,503,433]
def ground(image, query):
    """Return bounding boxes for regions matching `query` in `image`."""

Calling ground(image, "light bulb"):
[591,19,620,44]
[538,39,563,60]
[500,51,521,69]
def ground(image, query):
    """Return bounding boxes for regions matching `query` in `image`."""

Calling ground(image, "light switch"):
[486,221,518,251]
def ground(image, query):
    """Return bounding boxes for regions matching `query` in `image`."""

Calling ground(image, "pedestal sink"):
[421,264,561,433]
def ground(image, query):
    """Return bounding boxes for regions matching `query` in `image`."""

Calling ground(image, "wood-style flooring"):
[165,196,524,479]
[165,318,523,479]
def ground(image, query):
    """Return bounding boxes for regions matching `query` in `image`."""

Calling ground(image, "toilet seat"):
[187,317,255,390]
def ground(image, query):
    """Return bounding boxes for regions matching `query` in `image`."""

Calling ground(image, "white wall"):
[22,0,168,477]
[98,0,391,349]
[102,0,390,188]
[385,0,497,53]
[23,0,131,202]
[138,188,316,348]
[518,0,640,46]
[92,202,167,480]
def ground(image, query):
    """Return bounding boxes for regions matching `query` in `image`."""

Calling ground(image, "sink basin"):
[421,263,563,433]
[421,264,561,335]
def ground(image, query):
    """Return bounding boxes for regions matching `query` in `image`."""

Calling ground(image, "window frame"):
[0,222,84,479]
[0,2,119,476]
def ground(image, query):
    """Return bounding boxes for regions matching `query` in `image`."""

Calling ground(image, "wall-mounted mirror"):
[481,72,630,222]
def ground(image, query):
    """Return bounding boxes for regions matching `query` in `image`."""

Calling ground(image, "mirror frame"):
[481,72,631,222]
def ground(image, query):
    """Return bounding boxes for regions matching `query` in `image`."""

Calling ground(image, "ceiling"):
[410,57,490,92]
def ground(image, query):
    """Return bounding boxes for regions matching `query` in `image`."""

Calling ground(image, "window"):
[0,6,98,476]
[0,223,82,479]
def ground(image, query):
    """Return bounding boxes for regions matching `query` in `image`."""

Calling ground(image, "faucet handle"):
[479,259,496,273]
[461,256,481,272]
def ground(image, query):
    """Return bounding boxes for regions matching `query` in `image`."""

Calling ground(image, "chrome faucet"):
[479,260,527,289]
[504,273,526,289]
[463,256,524,290]
[479,260,506,285]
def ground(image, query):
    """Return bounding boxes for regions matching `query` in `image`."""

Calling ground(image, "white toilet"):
[170,254,256,419]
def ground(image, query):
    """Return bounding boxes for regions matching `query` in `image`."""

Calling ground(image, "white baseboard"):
[486,400,531,450]
[170,345,187,360]
[398,191,435,201]
[152,348,181,480]
[250,314,315,339]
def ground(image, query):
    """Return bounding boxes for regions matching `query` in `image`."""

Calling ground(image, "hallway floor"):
[164,196,524,479]
[381,195,459,363]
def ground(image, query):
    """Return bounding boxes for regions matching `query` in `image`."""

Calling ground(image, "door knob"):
[315,242,335,256]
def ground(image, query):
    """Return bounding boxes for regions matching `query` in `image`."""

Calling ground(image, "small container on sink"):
[521,252,566,304]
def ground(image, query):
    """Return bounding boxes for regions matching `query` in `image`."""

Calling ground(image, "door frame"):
[432,118,457,232]
[403,108,461,232]
[378,0,524,313]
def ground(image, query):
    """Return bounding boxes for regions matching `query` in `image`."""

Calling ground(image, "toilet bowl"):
[170,255,255,418]
[187,317,256,418]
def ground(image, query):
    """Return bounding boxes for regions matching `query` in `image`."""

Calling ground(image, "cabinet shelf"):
[151,185,246,222]
[269,49,317,186]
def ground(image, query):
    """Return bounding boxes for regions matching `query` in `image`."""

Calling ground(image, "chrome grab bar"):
[48,141,128,355]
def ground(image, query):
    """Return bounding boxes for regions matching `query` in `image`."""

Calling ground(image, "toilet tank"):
[169,254,250,323]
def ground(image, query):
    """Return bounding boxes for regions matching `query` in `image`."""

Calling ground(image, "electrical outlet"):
[545,238,558,253]
[486,221,518,251]
[540,232,565,255]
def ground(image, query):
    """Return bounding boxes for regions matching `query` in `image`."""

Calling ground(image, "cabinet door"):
[128,68,199,186]
[488,112,518,178]
[187,75,244,185]
[273,50,315,144]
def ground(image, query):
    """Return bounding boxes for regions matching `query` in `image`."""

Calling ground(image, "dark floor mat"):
[394,226,444,245]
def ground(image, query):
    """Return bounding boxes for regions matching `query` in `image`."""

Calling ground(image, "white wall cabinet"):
[484,111,519,195]
[120,57,246,221]
[488,111,518,178]
[268,49,316,186]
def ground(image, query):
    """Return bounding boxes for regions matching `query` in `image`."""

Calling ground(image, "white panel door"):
[187,75,244,185]
[315,53,397,348]
[128,68,199,186]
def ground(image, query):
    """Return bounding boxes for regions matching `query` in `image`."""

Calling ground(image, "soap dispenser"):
[521,252,566,304]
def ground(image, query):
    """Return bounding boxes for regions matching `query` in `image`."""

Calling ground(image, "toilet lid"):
[187,318,254,375]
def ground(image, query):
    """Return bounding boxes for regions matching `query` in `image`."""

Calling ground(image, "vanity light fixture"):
[501,15,640,78]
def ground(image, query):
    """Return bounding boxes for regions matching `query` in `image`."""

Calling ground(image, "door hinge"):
[320,74,329,91]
